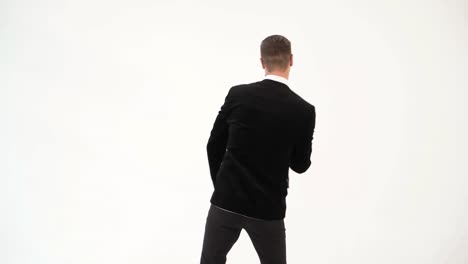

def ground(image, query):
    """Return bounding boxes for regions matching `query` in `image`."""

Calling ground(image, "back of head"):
[260,35,292,72]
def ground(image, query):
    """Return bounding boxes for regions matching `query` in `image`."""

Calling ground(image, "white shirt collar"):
[264,74,289,87]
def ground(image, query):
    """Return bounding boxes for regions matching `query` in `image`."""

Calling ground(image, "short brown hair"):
[260,35,291,71]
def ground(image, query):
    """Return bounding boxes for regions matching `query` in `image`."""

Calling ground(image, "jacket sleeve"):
[290,106,316,174]
[207,88,235,187]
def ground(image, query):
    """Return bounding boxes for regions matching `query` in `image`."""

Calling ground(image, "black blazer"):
[207,78,316,220]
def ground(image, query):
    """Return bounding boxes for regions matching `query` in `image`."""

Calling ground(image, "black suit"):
[201,78,316,264]
[207,78,316,220]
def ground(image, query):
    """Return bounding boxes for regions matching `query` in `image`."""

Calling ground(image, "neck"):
[264,70,289,80]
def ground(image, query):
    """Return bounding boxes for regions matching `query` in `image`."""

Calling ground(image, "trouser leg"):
[200,204,243,264]
[244,218,287,264]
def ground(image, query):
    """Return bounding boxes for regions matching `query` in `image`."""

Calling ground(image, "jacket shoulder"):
[230,81,260,90]
[227,82,256,97]
[289,90,315,113]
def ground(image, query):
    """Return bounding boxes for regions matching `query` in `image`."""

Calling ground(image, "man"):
[200,34,316,264]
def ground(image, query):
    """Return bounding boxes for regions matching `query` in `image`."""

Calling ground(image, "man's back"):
[207,78,316,220]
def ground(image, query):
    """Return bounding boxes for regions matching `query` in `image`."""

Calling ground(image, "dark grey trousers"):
[200,204,287,264]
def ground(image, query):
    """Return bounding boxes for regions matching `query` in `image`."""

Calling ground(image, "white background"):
[1,0,467,263]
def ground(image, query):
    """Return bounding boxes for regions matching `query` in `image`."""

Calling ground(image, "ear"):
[260,57,266,69]
[290,54,294,67]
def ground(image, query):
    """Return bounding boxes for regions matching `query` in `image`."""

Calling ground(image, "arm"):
[207,88,235,187]
[290,106,316,174]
